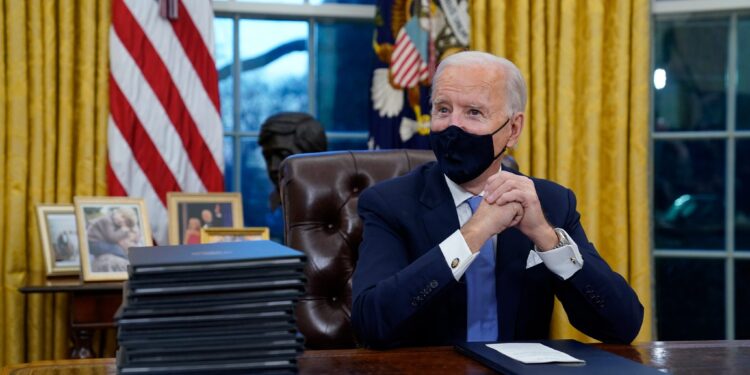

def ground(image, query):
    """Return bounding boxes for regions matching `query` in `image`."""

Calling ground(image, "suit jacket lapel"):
[419,164,467,341]
[419,163,460,247]
[496,227,531,341]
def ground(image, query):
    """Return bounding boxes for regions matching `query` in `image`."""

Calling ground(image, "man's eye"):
[468,109,482,116]
[438,107,449,114]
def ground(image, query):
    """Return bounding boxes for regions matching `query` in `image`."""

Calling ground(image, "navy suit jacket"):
[351,162,643,348]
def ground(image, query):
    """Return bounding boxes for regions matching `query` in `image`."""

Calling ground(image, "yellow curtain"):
[0,0,110,366]
[471,0,652,342]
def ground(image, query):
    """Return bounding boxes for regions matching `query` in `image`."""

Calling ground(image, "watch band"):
[553,228,570,249]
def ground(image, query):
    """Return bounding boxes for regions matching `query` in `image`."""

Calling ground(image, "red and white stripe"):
[108,0,223,245]
[390,28,429,89]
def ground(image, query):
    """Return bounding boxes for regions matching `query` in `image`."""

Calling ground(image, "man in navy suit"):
[351,51,643,348]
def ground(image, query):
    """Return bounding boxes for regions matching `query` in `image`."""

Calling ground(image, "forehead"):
[433,65,504,103]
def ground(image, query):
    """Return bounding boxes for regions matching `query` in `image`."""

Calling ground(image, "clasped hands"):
[460,171,559,253]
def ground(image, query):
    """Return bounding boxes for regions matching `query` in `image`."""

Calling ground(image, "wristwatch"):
[553,228,570,249]
[533,228,570,252]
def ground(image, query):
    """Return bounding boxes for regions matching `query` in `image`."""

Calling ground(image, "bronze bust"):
[259,112,327,209]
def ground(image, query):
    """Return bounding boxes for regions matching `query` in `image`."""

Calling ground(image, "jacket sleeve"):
[553,188,644,343]
[351,186,456,348]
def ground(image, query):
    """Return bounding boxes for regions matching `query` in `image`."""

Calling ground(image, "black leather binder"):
[116,350,298,375]
[117,320,297,341]
[117,240,305,373]
[455,340,666,375]
[124,287,304,307]
[128,240,304,275]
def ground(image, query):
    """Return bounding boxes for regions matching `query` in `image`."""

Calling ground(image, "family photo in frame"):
[167,192,244,245]
[36,204,80,277]
[200,227,270,244]
[74,197,152,282]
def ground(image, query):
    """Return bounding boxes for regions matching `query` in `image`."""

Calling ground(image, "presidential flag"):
[369,0,471,150]
[108,0,224,245]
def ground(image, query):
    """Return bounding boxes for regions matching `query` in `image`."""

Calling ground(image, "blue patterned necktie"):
[466,196,499,342]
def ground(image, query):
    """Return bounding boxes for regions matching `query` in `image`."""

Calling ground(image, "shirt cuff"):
[439,230,479,281]
[534,229,583,280]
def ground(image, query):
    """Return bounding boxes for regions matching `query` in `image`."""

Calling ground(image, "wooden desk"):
[3,341,750,374]
[19,279,123,359]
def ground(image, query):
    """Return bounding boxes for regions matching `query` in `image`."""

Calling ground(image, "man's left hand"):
[483,171,558,251]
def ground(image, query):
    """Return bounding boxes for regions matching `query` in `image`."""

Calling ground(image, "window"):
[213,1,375,241]
[652,1,750,340]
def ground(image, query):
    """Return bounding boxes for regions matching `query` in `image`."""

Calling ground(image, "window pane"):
[737,140,750,250]
[328,137,368,151]
[654,140,725,249]
[737,17,750,130]
[653,17,728,132]
[239,137,282,241]
[215,17,234,132]
[239,20,309,132]
[656,258,725,340]
[736,260,750,339]
[315,20,374,132]
[224,136,235,192]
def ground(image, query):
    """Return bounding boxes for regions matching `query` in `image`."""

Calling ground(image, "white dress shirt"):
[438,175,584,281]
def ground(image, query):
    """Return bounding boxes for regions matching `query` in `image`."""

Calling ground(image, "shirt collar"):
[443,175,478,209]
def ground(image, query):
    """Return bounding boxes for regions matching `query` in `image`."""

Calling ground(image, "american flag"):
[390,19,429,89]
[108,0,224,245]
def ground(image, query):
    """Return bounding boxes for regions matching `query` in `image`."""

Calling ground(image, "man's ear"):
[506,112,524,148]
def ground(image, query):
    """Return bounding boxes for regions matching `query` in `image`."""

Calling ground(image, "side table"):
[20,279,123,359]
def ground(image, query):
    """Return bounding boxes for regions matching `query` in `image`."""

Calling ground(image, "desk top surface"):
[3,340,750,375]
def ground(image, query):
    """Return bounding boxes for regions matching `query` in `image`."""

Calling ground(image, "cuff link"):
[451,258,460,269]
[570,257,578,265]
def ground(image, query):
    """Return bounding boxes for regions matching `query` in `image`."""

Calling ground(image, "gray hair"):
[432,51,527,114]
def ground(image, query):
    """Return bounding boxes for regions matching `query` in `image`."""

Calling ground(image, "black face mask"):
[429,117,510,184]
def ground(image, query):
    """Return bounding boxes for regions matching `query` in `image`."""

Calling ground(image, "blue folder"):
[455,340,667,375]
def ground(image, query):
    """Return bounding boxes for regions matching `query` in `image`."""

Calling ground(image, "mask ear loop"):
[490,115,512,136]
[491,113,514,159]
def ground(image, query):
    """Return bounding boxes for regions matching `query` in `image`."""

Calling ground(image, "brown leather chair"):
[279,150,519,348]
[279,149,435,348]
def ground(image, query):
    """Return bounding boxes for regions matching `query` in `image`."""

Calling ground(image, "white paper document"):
[486,343,586,364]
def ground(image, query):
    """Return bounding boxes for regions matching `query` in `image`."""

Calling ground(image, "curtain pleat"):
[4,0,31,364]
[471,0,653,342]
[0,0,8,362]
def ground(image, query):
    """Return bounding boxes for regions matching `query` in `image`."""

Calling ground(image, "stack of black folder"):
[115,240,306,374]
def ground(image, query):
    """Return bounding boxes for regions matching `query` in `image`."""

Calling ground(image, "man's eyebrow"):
[467,103,489,111]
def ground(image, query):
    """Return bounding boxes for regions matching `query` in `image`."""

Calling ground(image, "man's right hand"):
[460,199,523,253]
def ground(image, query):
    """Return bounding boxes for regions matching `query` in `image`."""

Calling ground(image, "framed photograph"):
[74,197,152,282]
[200,227,270,243]
[166,192,244,245]
[36,204,81,276]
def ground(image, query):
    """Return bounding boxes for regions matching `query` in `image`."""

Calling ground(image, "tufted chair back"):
[278,149,436,349]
